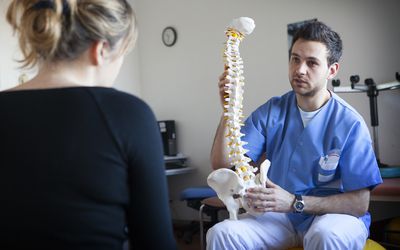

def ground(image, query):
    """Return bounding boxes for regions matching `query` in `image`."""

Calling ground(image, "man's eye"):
[308,61,318,67]
[291,57,300,63]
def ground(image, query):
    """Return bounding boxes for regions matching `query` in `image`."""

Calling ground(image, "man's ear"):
[327,62,340,80]
[90,40,110,66]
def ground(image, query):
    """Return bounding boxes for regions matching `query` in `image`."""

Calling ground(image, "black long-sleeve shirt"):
[0,87,176,250]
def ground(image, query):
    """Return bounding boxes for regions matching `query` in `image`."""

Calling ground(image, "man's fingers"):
[265,178,278,188]
[218,70,229,81]
[251,200,274,208]
[245,191,275,201]
[253,207,274,213]
[247,187,274,194]
[219,79,230,89]
[245,192,264,200]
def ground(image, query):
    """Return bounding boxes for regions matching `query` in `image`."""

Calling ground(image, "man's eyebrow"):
[291,53,321,62]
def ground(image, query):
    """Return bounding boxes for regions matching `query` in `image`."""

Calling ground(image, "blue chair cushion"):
[180,186,216,200]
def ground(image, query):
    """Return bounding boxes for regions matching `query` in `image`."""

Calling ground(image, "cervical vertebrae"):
[208,17,271,220]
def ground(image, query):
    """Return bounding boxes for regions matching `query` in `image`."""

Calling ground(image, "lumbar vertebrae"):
[207,17,271,220]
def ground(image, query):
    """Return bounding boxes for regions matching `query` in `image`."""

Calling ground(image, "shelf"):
[165,166,196,176]
[164,153,187,162]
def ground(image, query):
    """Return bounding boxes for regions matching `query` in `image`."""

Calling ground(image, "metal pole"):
[199,204,206,250]
[372,126,380,162]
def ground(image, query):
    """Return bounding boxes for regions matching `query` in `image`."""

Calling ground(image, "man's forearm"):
[303,188,370,217]
[210,115,231,170]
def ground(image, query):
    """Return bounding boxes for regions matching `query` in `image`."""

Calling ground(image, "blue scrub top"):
[242,91,382,232]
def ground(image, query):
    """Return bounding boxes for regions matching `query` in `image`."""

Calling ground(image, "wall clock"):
[162,27,177,47]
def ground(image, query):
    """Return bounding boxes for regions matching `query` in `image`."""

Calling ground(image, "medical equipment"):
[332,72,400,177]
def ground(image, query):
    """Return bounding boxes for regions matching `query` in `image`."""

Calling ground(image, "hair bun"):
[7,0,136,68]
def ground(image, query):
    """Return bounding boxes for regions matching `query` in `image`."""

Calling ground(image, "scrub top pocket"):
[316,149,340,184]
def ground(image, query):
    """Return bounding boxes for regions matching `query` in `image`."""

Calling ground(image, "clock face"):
[162,27,177,47]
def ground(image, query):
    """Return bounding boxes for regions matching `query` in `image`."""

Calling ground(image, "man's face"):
[288,39,336,97]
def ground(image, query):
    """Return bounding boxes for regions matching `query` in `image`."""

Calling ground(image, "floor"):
[174,221,202,250]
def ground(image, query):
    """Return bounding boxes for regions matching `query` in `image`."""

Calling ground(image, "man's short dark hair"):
[290,21,343,66]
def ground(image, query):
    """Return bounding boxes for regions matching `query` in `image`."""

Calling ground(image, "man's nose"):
[296,62,307,75]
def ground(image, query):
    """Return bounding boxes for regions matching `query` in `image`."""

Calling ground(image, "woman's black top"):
[0,87,176,250]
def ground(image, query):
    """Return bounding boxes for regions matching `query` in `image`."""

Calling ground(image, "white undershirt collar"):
[298,105,321,127]
[297,90,332,127]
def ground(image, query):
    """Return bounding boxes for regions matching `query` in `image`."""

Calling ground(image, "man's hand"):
[210,67,234,170]
[218,69,229,108]
[245,178,295,213]
[244,178,370,217]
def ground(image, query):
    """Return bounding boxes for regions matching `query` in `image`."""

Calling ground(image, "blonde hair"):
[7,0,137,68]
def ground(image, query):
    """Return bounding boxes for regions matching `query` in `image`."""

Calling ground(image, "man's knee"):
[304,224,342,248]
[206,223,222,243]
[207,222,234,244]
[304,215,367,250]
[206,221,247,250]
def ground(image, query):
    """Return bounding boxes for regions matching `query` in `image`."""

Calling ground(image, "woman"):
[0,1,176,249]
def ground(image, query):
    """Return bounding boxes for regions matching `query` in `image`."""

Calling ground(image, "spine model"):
[207,18,270,220]
[223,17,256,187]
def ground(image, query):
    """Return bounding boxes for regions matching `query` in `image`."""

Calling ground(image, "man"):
[208,21,382,249]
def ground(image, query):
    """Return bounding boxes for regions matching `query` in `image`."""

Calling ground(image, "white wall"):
[0,0,25,90]
[114,0,142,95]
[134,0,400,220]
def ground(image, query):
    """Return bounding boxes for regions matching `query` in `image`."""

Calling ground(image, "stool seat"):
[286,239,384,250]
[363,239,385,250]
[180,186,217,200]
[201,196,226,208]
